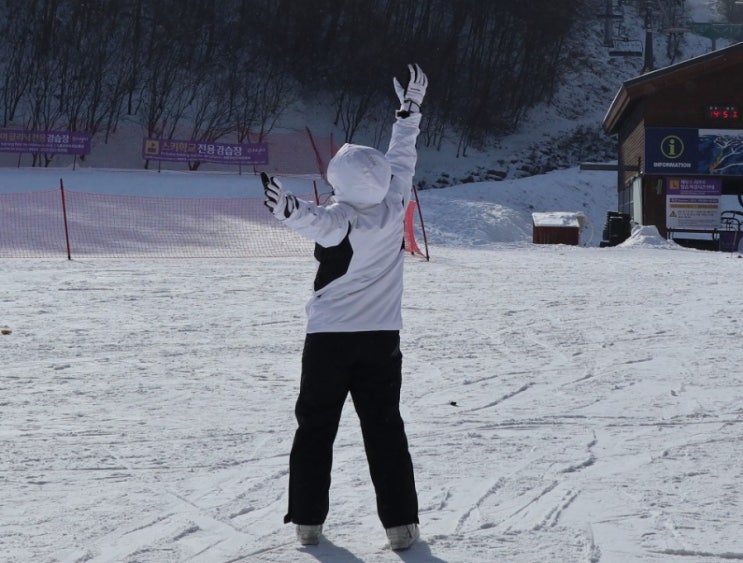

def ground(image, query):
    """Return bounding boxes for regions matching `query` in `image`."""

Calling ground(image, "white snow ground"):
[2,165,743,563]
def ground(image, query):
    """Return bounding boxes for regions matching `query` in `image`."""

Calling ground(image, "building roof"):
[602,40,743,135]
[532,212,585,229]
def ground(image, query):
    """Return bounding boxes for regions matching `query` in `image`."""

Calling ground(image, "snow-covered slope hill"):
[415,0,733,187]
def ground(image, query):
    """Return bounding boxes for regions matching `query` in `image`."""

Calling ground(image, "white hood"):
[327,143,391,208]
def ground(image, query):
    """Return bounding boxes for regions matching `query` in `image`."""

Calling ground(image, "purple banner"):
[666,177,722,196]
[142,138,268,165]
[0,129,91,155]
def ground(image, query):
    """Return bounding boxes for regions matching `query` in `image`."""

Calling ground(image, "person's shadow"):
[299,540,365,562]
[300,538,449,562]
[394,540,448,562]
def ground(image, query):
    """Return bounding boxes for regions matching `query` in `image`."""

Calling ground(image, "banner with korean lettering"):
[142,138,268,165]
[665,177,721,231]
[0,129,91,155]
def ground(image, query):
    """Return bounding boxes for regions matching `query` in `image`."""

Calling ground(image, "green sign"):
[689,22,743,40]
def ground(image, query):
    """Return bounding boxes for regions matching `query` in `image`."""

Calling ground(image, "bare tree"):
[0,0,587,166]
[53,1,132,142]
[0,1,38,126]
[24,58,66,166]
[718,0,743,22]
[17,0,67,166]
[232,58,297,144]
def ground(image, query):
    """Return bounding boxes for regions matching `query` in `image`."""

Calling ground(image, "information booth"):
[602,41,743,251]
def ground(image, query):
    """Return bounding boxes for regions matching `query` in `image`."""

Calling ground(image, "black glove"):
[393,63,428,115]
[261,172,296,219]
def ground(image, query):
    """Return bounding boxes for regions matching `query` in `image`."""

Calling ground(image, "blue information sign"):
[645,127,743,176]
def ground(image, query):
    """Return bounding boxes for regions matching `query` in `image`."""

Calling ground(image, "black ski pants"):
[283,330,419,529]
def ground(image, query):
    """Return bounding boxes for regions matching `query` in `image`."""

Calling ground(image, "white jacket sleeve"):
[385,112,422,207]
[283,199,356,248]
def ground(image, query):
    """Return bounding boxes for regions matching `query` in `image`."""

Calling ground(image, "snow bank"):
[619,224,683,249]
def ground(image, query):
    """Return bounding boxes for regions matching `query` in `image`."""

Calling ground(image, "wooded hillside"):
[0,0,589,162]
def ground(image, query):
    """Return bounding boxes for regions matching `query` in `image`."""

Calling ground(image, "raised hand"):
[393,64,428,114]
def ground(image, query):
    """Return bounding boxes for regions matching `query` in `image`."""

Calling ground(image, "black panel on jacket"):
[314,225,353,291]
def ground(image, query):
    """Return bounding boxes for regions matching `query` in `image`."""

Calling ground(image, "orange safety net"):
[1,189,426,260]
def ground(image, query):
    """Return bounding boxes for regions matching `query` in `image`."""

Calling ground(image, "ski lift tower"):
[655,0,743,52]
[599,0,644,57]
[598,0,623,47]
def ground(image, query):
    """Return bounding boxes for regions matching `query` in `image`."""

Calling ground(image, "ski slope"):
[3,179,743,561]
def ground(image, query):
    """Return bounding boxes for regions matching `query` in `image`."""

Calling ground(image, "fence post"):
[412,184,430,261]
[60,178,72,260]
[312,180,320,205]
[305,127,328,183]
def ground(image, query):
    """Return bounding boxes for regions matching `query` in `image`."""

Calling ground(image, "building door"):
[643,177,666,235]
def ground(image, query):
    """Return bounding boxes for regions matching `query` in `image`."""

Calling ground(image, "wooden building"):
[602,41,743,250]
[532,212,585,246]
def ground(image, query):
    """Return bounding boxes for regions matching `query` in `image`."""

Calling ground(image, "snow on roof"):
[531,211,585,229]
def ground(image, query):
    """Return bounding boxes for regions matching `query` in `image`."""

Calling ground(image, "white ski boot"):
[386,523,419,550]
[296,524,323,546]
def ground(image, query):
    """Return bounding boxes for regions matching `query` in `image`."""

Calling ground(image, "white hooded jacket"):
[283,112,422,333]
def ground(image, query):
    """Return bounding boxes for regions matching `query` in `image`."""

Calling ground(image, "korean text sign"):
[0,129,91,155]
[142,138,268,165]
